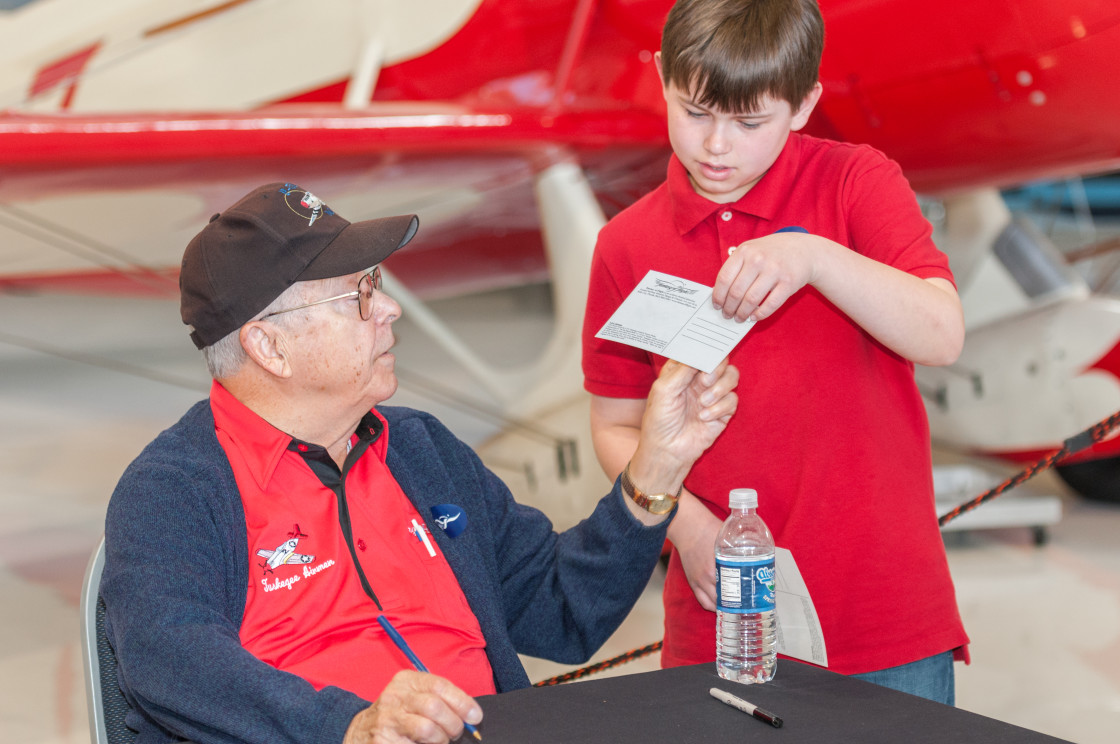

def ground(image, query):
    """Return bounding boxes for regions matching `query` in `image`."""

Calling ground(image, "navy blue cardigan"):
[102,401,669,744]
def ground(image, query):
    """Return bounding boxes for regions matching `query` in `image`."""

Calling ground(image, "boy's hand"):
[713,230,964,365]
[713,232,820,323]
[666,491,723,610]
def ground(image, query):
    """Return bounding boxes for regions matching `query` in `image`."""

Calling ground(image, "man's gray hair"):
[200,281,312,379]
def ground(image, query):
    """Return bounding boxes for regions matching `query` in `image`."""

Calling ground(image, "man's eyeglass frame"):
[260,267,382,322]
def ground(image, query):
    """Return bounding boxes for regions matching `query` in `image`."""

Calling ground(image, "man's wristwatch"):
[621,462,682,515]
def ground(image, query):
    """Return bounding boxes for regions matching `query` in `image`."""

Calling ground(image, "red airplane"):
[1,0,1119,500]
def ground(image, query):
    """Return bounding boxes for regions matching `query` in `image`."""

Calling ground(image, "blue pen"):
[377,615,483,742]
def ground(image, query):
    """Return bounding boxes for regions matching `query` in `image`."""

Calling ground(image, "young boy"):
[582,0,968,704]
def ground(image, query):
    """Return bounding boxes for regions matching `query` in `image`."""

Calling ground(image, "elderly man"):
[102,182,738,744]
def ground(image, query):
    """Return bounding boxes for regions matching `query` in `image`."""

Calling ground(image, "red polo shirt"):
[210,382,495,699]
[583,135,968,674]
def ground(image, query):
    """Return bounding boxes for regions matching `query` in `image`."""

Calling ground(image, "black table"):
[475,661,1071,743]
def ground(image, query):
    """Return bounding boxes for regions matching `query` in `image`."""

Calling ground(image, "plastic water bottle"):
[715,488,777,683]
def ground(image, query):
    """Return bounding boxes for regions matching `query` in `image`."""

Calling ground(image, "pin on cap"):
[180,182,418,349]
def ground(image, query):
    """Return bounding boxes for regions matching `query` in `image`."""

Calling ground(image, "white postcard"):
[594,270,755,373]
[774,547,828,667]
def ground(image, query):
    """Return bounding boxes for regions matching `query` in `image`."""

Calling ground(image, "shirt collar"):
[209,380,389,490]
[668,133,802,235]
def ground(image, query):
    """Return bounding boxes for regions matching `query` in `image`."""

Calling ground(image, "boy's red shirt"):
[583,134,968,674]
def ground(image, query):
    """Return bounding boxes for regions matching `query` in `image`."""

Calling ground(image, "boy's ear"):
[790,82,823,132]
[654,51,666,88]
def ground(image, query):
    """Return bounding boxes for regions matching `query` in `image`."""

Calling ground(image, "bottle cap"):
[729,488,758,509]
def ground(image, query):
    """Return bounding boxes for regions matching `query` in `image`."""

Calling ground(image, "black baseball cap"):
[180,182,418,349]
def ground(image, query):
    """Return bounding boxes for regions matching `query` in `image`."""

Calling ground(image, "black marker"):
[709,687,784,728]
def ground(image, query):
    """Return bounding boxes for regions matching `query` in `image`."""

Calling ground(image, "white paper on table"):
[594,270,755,373]
[773,547,828,667]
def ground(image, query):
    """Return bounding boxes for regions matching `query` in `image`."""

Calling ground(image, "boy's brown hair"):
[660,0,824,113]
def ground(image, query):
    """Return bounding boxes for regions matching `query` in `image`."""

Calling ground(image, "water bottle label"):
[715,556,775,614]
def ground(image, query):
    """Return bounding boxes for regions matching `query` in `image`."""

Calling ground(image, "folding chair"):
[80,536,138,744]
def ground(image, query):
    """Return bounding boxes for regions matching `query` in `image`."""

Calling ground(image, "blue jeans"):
[850,651,955,705]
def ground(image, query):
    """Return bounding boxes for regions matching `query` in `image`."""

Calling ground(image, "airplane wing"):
[0,104,669,298]
[813,0,1120,192]
[256,547,313,564]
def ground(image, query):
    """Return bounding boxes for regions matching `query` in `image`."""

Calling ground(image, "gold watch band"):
[620,462,681,515]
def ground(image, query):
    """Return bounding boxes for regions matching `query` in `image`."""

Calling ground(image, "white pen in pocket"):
[411,519,436,557]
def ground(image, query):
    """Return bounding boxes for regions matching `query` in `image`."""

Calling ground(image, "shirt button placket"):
[718,210,737,256]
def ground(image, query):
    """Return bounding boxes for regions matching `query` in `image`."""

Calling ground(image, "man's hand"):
[625,359,738,511]
[641,358,738,469]
[343,670,482,744]
[713,232,820,323]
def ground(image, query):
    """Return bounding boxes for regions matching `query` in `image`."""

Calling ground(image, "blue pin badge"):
[430,504,467,538]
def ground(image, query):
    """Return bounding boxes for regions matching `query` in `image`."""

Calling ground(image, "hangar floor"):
[1,278,1118,744]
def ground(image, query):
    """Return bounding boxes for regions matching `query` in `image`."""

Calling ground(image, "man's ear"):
[240,321,292,379]
[790,82,823,132]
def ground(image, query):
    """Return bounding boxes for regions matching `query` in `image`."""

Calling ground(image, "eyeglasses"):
[261,266,382,322]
